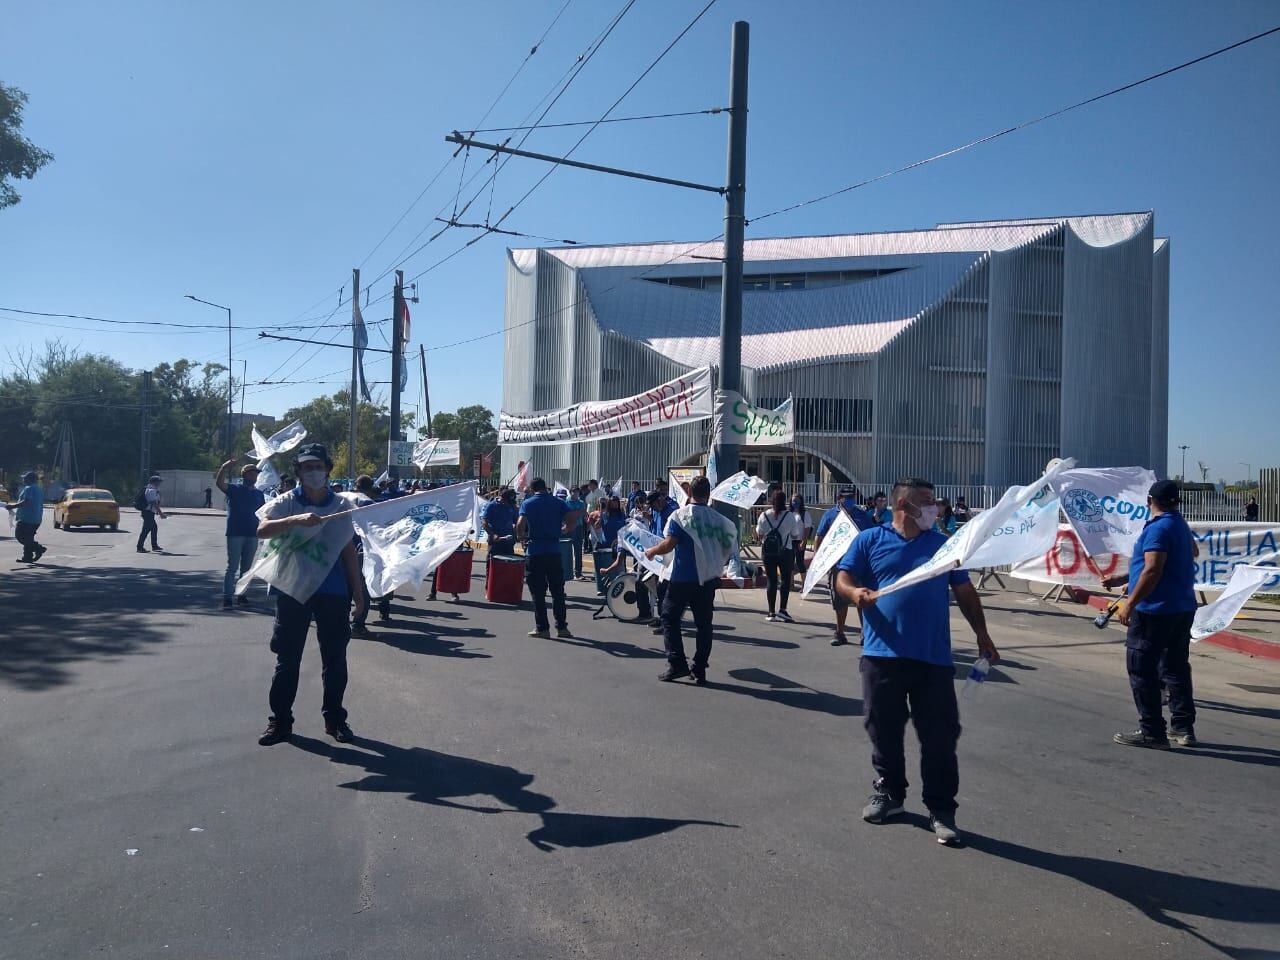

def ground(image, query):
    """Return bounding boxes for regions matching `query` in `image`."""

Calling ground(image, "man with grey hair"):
[836,476,998,847]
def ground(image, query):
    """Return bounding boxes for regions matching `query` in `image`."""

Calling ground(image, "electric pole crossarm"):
[257,332,394,353]
[444,133,726,194]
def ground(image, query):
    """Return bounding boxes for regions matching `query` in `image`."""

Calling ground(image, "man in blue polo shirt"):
[482,488,518,560]
[517,477,581,639]
[816,486,874,646]
[4,470,47,563]
[1103,479,1199,749]
[216,456,266,610]
[835,476,997,847]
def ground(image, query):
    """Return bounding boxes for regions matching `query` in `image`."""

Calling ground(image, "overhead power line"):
[748,23,1280,226]
[0,305,385,332]
[465,106,726,133]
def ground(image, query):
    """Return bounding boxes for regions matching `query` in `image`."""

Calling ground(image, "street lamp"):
[185,294,233,455]
[1239,462,1253,489]
[1178,444,1189,482]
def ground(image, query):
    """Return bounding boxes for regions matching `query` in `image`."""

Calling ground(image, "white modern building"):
[502,212,1169,495]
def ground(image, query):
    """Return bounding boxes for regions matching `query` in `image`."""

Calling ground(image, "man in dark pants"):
[4,471,46,563]
[645,476,737,685]
[255,443,366,746]
[836,477,998,847]
[136,475,166,552]
[517,478,581,639]
[1104,479,1199,749]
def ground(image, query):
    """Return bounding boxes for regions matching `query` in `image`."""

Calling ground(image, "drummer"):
[598,496,658,623]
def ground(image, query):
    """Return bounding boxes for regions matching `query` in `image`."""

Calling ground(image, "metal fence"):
[1177,490,1252,523]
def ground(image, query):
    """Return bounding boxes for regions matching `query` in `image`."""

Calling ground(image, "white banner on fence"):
[498,366,713,446]
[1009,522,1280,593]
[351,481,478,597]
[801,509,860,597]
[1192,563,1276,640]
[709,471,769,508]
[716,390,794,446]
[1055,465,1157,558]
[616,520,671,581]
[412,437,462,469]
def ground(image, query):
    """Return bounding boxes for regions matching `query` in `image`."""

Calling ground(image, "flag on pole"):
[709,471,769,508]
[350,482,477,597]
[352,299,372,402]
[669,470,689,508]
[247,420,308,461]
[254,457,282,493]
[553,480,570,498]
[705,449,718,489]
[801,509,861,597]
[513,461,530,493]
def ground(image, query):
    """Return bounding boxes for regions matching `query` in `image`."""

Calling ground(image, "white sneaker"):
[765,613,778,622]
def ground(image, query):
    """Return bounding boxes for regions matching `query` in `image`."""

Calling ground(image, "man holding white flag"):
[250,443,366,748]
[834,477,997,847]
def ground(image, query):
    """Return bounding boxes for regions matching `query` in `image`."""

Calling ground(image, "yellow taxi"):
[54,488,121,531]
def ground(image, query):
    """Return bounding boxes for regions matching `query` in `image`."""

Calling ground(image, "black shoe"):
[136,547,148,553]
[928,813,961,846]
[258,721,292,746]
[33,544,47,561]
[350,623,373,639]
[861,785,905,823]
[1112,729,1171,750]
[659,663,691,682]
[236,595,249,607]
[17,557,34,563]
[221,597,234,610]
[690,665,707,686]
[427,593,438,601]
[647,617,662,628]
[1170,728,1198,747]
[831,631,849,647]
[325,720,354,743]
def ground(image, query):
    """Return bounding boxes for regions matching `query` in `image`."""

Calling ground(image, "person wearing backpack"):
[756,488,805,622]
[135,475,166,553]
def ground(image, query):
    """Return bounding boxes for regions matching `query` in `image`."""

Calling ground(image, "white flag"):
[247,420,308,461]
[616,520,672,581]
[350,482,477,596]
[235,493,358,603]
[802,509,861,597]
[1191,563,1278,640]
[471,493,489,543]
[254,457,281,493]
[706,449,718,489]
[1054,466,1157,559]
[411,438,440,470]
[613,475,624,498]
[553,480,570,498]
[709,471,768,508]
[513,461,530,493]
[670,503,738,584]
[669,470,689,508]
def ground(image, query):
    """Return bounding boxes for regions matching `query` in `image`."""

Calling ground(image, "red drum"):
[435,548,474,596]
[486,554,525,604]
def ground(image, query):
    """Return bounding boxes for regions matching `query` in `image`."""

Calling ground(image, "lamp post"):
[1239,462,1252,489]
[185,295,234,455]
[1178,444,1189,481]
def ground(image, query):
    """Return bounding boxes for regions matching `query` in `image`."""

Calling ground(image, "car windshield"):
[71,491,114,501]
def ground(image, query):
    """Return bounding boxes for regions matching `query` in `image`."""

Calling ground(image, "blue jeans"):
[224,535,258,597]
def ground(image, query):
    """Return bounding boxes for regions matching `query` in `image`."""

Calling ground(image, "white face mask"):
[300,468,328,491]
[913,504,939,530]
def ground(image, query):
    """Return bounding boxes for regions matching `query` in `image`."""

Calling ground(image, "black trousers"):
[662,579,716,670]
[1125,609,1196,737]
[268,592,351,725]
[793,540,807,574]
[763,549,795,614]
[860,655,961,814]
[15,521,41,560]
[526,553,567,630]
[137,510,158,550]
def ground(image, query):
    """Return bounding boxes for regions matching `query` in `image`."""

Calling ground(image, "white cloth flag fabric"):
[350,482,478,597]
[1191,563,1275,640]
[613,475,624,498]
[471,493,488,542]
[512,462,530,493]
[1055,466,1157,558]
[254,457,282,493]
[669,504,738,584]
[875,460,1073,599]
[247,420,307,461]
[498,366,713,446]
[669,470,689,508]
[801,509,861,597]
[553,481,569,498]
[705,449,719,489]
[412,438,461,469]
[236,492,359,603]
[716,390,795,446]
[709,471,769,508]
[411,438,439,469]
[616,520,672,581]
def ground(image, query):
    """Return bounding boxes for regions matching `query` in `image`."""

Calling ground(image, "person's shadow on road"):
[290,735,735,852]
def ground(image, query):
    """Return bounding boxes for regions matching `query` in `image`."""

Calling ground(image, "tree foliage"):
[0,83,54,210]
[423,404,498,477]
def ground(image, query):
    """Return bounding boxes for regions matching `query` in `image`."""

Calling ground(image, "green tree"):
[280,389,405,478]
[1,83,54,210]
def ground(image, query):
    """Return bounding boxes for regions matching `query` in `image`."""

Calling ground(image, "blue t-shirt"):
[600,512,626,550]
[663,513,702,584]
[15,485,43,524]
[648,499,677,536]
[225,482,266,537]
[836,525,969,666]
[482,500,517,539]
[627,489,645,512]
[565,498,586,532]
[1129,511,1197,614]
[816,503,873,539]
[520,492,569,557]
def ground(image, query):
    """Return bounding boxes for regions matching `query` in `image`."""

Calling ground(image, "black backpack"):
[761,512,784,561]
[133,487,149,511]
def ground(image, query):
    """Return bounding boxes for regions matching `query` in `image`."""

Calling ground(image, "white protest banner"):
[616,520,672,581]
[498,366,712,446]
[388,440,416,469]
[350,481,478,596]
[802,509,860,597]
[1054,466,1157,558]
[247,420,307,461]
[254,457,281,493]
[671,503,738,583]
[875,460,1071,599]
[709,471,769,508]
[1191,563,1276,640]
[717,390,794,446]
[413,437,462,469]
[236,493,358,603]
[669,470,689,507]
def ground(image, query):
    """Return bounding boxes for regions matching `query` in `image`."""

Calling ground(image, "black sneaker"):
[136,547,149,553]
[555,625,573,638]
[221,597,234,610]
[831,631,849,647]
[659,663,691,682]
[258,721,292,746]
[350,623,373,639]
[236,595,249,607]
[690,665,707,686]
[929,813,961,846]
[33,545,47,561]
[1113,729,1171,750]
[861,783,905,823]
[647,617,662,629]
[1170,728,1198,747]
[325,720,354,743]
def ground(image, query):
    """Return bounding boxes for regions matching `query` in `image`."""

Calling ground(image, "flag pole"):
[349,268,360,482]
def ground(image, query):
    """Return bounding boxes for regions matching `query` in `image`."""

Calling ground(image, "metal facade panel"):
[1149,239,1170,477]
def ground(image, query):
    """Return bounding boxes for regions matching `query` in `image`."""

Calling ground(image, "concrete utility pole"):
[711,20,749,515]
[350,267,361,480]
[389,270,405,481]
[420,345,432,438]
[139,370,152,483]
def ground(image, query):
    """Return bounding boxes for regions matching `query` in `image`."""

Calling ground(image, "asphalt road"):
[2,513,1278,960]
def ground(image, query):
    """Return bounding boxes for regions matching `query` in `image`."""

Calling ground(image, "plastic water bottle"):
[962,657,990,701]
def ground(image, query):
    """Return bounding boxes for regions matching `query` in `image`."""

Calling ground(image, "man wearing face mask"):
[835,477,998,847]
[815,487,873,646]
[255,443,367,747]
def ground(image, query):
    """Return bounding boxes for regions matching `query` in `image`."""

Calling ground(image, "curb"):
[1083,594,1280,661]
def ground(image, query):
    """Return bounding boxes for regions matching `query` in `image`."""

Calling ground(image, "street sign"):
[388,440,416,468]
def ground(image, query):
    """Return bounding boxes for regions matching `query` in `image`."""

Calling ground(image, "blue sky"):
[3,0,1277,484]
